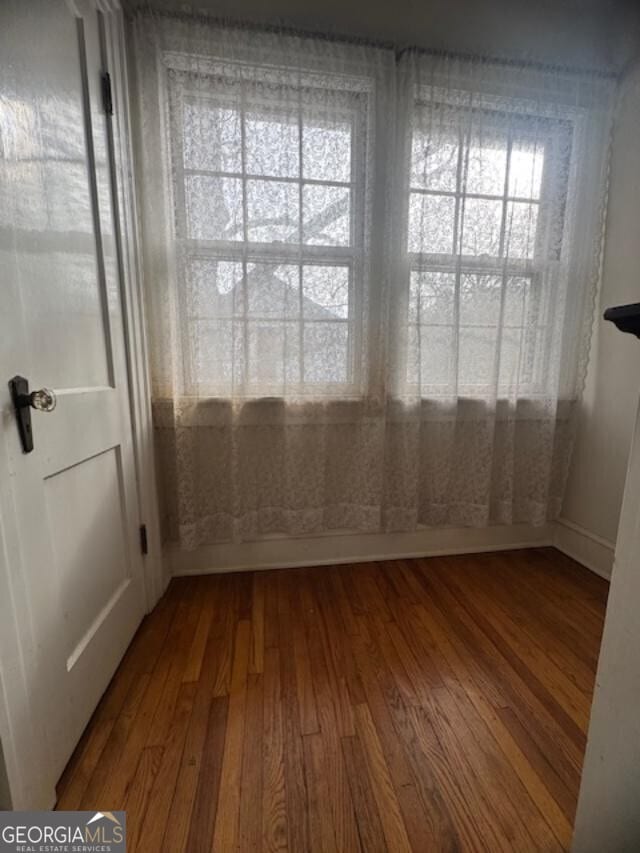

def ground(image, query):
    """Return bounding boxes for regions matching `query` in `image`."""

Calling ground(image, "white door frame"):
[99,3,165,611]
[0,1,164,809]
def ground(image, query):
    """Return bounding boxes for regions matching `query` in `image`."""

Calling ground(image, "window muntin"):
[169,64,575,402]
[406,103,570,397]
[170,72,368,397]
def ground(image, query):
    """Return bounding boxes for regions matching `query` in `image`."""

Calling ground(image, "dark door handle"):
[603,303,640,339]
[8,375,56,454]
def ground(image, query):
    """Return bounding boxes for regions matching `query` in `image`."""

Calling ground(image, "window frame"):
[166,64,372,399]
[404,97,573,399]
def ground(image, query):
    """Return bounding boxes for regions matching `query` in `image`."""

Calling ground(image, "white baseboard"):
[553,517,616,580]
[168,523,554,576]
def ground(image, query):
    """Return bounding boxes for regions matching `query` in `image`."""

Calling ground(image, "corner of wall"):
[553,517,615,580]
[560,56,640,560]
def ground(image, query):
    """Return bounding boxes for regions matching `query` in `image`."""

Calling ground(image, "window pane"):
[498,327,524,387]
[411,129,458,192]
[303,118,351,182]
[191,319,244,387]
[509,140,545,199]
[503,276,531,326]
[409,193,455,254]
[303,184,350,246]
[459,197,502,256]
[302,265,349,319]
[185,175,243,241]
[465,130,507,195]
[505,201,538,259]
[187,258,244,317]
[501,326,547,388]
[459,274,503,326]
[406,326,420,385]
[245,111,299,178]
[247,320,300,384]
[525,327,547,385]
[183,102,241,173]
[303,322,348,383]
[246,263,300,319]
[459,327,499,385]
[409,271,455,324]
[246,179,299,243]
[407,325,454,386]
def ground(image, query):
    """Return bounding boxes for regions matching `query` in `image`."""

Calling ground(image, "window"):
[158,46,602,407]
[169,68,370,397]
[406,101,571,397]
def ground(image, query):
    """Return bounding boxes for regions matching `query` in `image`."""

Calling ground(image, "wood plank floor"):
[56,547,608,852]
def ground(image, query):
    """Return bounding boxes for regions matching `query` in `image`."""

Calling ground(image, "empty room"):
[2,0,640,850]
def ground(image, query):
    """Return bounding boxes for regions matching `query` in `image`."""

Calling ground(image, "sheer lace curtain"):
[383,53,615,529]
[131,11,615,549]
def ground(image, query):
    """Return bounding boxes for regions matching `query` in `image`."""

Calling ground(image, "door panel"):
[17,252,112,390]
[44,447,130,662]
[0,0,146,790]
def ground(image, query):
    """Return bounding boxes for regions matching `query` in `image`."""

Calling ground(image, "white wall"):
[572,400,640,851]
[557,59,640,576]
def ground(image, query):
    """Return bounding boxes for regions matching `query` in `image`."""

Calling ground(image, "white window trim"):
[166,64,374,399]
[403,98,574,399]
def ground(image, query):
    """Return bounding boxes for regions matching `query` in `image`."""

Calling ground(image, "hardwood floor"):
[56,548,608,852]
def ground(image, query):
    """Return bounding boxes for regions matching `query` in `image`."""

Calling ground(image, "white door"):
[0,0,146,794]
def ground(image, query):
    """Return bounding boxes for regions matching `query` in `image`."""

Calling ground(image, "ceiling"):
[127,0,640,72]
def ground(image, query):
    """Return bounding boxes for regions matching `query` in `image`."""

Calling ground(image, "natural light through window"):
[405,107,565,396]
[172,81,364,396]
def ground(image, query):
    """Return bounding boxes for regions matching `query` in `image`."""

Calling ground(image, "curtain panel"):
[131,12,615,549]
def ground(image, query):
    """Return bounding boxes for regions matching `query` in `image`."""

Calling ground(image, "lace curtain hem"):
[154,397,574,549]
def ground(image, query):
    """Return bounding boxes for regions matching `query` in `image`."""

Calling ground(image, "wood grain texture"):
[56,547,607,851]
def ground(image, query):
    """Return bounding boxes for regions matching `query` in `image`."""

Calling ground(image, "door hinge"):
[101,71,113,115]
[139,524,148,555]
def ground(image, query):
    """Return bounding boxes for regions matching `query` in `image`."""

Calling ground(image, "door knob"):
[29,387,57,412]
[8,375,56,454]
